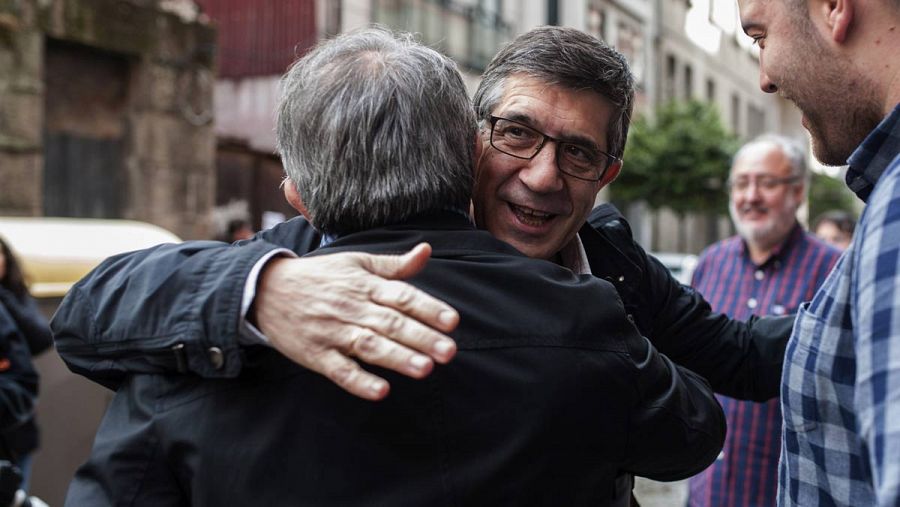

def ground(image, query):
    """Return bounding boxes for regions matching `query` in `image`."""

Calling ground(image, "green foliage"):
[808,171,859,222]
[613,100,738,216]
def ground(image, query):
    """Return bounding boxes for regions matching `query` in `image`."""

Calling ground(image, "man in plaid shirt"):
[688,136,840,507]
[738,0,900,505]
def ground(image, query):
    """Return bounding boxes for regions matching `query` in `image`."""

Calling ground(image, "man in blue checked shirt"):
[738,0,900,505]
[688,136,840,507]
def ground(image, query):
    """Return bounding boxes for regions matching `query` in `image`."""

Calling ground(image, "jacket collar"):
[310,210,522,258]
[577,218,642,303]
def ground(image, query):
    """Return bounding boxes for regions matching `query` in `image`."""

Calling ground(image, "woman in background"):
[0,236,51,491]
[812,210,856,251]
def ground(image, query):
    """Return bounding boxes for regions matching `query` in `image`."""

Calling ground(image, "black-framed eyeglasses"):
[487,116,620,182]
[727,175,801,193]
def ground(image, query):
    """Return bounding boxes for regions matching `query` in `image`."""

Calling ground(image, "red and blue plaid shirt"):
[688,224,840,507]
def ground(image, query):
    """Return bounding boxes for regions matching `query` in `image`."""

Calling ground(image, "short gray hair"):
[733,134,809,184]
[276,27,476,235]
[472,26,635,158]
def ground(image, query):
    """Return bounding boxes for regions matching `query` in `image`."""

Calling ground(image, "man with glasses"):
[687,135,840,507]
[63,28,724,506]
[54,27,789,406]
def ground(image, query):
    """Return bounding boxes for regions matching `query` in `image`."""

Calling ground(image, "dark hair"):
[473,26,635,158]
[276,27,476,235]
[813,210,856,235]
[0,236,29,300]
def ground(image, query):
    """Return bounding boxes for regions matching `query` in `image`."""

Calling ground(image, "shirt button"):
[207,347,225,370]
[747,298,758,309]
[754,270,764,281]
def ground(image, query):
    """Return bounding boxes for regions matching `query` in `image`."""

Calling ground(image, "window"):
[731,93,741,135]
[372,0,510,71]
[665,54,677,102]
[706,78,716,102]
[683,64,693,100]
[617,19,645,86]
[587,3,606,41]
[747,103,766,138]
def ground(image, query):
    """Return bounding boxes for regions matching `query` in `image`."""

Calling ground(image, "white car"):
[650,252,699,285]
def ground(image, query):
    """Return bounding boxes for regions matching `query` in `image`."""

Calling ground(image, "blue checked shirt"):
[779,103,900,506]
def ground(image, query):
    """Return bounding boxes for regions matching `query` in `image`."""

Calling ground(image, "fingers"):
[316,349,391,401]
[254,248,460,402]
[352,299,457,364]
[368,272,460,335]
[361,242,433,280]
[346,326,435,378]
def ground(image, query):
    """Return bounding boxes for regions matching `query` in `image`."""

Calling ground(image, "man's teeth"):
[513,205,551,219]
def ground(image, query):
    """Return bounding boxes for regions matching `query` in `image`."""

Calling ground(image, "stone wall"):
[0,0,216,239]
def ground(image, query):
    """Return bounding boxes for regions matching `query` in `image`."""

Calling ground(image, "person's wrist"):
[250,257,291,329]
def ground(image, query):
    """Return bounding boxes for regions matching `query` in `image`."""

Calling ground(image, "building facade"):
[0,0,217,239]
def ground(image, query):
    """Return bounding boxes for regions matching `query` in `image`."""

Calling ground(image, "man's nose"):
[518,143,564,193]
[736,181,764,201]
[758,56,777,93]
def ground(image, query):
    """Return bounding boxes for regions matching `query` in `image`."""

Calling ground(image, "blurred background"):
[0,0,860,505]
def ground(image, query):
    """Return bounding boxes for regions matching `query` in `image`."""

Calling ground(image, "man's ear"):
[598,160,622,190]
[818,0,854,43]
[282,178,310,219]
[474,133,484,167]
[473,129,486,180]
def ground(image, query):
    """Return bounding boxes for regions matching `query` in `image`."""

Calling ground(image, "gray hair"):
[276,27,476,235]
[733,134,809,184]
[472,26,635,158]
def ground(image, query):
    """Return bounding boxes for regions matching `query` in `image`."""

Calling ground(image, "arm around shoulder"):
[52,239,285,388]
[621,331,725,481]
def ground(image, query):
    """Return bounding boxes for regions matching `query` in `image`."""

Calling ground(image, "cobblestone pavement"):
[633,477,688,507]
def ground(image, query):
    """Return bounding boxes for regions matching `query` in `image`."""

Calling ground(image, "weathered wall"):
[0,0,216,239]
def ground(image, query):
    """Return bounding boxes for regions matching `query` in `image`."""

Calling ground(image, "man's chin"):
[809,133,852,167]
[501,237,554,260]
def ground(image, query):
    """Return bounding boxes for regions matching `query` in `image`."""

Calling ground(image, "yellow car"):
[0,216,181,300]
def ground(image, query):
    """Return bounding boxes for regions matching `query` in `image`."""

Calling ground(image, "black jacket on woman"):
[0,295,41,463]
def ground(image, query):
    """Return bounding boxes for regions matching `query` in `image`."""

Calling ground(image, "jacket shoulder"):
[246,215,319,254]
[587,204,630,232]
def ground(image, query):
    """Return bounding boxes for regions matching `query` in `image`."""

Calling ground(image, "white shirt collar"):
[557,232,592,275]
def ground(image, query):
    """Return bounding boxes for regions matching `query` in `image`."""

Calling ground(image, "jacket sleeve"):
[64,375,186,507]
[620,327,726,481]
[639,243,793,401]
[51,240,275,388]
[0,305,38,434]
[0,289,53,355]
[586,205,792,401]
[51,217,319,389]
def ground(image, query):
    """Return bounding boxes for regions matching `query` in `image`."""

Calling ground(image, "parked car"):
[651,252,699,285]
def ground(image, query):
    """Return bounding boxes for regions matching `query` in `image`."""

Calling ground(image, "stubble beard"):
[779,19,882,166]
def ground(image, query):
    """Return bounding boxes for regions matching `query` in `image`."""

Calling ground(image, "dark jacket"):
[0,288,53,357]
[0,302,39,463]
[582,206,793,401]
[64,212,724,507]
[52,204,791,401]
